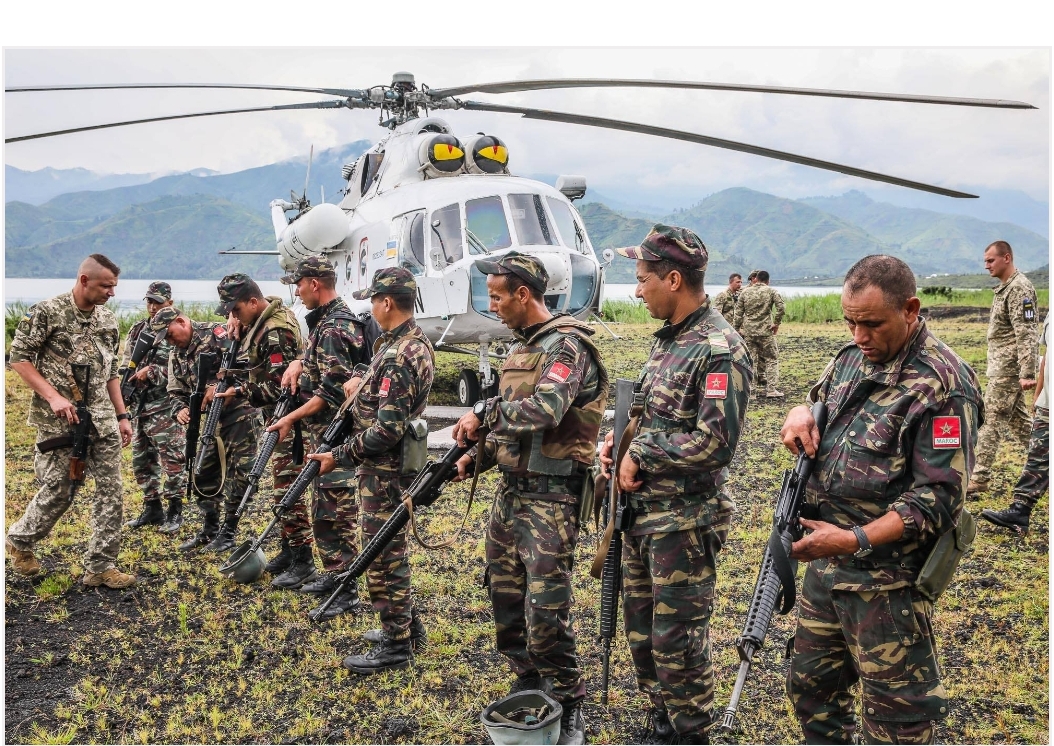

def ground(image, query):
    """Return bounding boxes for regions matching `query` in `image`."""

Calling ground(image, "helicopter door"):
[393,210,449,318]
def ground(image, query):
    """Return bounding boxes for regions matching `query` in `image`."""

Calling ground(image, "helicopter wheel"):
[457,370,480,407]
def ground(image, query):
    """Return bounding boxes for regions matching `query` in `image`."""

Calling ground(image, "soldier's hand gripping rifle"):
[193,333,243,477]
[720,400,829,733]
[235,387,298,517]
[35,365,95,500]
[308,441,473,624]
[119,329,157,409]
[184,351,217,499]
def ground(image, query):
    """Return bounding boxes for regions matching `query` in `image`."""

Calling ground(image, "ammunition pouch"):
[578,466,598,529]
[915,508,976,602]
[400,418,429,475]
[506,473,585,505]
[37,434,75,453]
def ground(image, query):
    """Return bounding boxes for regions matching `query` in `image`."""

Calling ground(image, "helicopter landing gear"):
[457,370,480,407]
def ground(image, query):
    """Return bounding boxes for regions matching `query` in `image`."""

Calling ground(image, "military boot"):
[980,501,1032,535]
[264,537,293,575]
[179,510,219,552]
[308,584,364,621]
[299,571,342,595]
[642,708,676,745]
[364,610,428,650]
[765,388,785,399]
[342,636,413,675]
[6,536,41,576]
[125,499,165,529]
[158,499,184,534]
[966,478,990,496]
[506,671,543,695]
[204,512,241,553]
[557,702,586,745]
[271,544,318,589]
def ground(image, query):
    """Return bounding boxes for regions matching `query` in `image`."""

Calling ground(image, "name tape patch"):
[932,416,961,449]
[704,373,729,399]
[378,377,391,398]
[547,362,571,384]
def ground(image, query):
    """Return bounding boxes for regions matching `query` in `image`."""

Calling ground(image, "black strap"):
[292,421,305,465]
[768,527,797,615]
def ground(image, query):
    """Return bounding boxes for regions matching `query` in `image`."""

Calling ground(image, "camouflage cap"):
[148,305,181,334]
[352,267,417,300]
[474,250,549,294]
[215,273,261,316]
[616,224,708,271]
[280,256,337,285]
[144,281,172,303]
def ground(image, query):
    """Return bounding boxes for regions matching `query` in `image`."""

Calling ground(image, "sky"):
[3,46,1050,209]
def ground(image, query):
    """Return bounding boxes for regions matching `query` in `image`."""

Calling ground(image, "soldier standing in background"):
[968,240,1039,494]
[6,254,136,588]
[599,226,751,745]
[732,269,786,398]
[269,257,370,616]
[123,282,187,534]
[712,273,743,319]
[981,311,1049,533]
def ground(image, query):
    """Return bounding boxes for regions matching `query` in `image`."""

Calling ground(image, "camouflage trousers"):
[359,470,416,640]
[486,482,585,706]
[8,428,124,574]
[744,335,779,392]
[1013,407,1049,510]
[192,412,261,517]
[131,407,186,507]
[309,425,358,570]
[622,515,730,736]
[972,376,1032,483]
[268,417,311,546]
[787,565,949,745]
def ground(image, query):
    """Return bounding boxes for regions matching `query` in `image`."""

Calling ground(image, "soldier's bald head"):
[78,253,121,280]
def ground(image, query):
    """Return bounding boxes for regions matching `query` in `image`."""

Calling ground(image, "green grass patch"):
[600,299,654,323]
[783,293,844,323]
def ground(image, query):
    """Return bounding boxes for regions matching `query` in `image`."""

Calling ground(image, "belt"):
[506,474,585,502]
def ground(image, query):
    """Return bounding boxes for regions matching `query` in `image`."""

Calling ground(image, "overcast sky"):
[3,47,1050,206]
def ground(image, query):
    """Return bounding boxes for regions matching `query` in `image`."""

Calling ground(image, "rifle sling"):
[191,433,228,500]
[406,431,487,551]
[589,415,639,579]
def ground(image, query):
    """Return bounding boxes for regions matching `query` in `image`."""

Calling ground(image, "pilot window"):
[430,203,464,265]
[465,196,512,254]
[509,193,556,246]
[546,197,591,255]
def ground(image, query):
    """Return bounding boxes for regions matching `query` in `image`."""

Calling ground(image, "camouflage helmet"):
[352,267,417,300]
[216,273,262,316]
[148,305,181,334]
[616,224,708,271]
[144,281,172,303]
[474,250,549,294]
[280,256,337,285]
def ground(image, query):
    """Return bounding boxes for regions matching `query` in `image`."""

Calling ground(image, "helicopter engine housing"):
[277,202,349,270]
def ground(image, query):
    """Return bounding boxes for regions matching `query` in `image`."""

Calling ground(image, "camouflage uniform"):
[788,319,983,744]
[971,270,1039,485]
[7,293,126,574]
[732,283,786,395]
[1013,314,1050,511]
[711,288,739,319]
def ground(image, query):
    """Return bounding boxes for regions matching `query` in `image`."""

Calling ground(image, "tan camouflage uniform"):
[711,288,739,319]
[732,284,786,395]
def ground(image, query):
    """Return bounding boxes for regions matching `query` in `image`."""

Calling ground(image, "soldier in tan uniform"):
[6,254,136,589]
[968,240,1039,494]
[732,269,786,398]
[712,273,742,319]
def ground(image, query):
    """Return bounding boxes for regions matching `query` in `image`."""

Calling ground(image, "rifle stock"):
[236,388,296,517]
[119,328,157,407]
[185,351,217,499]
[67,363,93,500]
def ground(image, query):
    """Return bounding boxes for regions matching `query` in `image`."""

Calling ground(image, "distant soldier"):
[122,282,188,534]
[981,311,1049,533]
[968,240,1039,494]
[712,272,743,319]
[747,269,760,286]
[732,269,786,398]
[599,226,751,745]
[309,267,435,674]
[269,257,371,615]
[6,254,136,588]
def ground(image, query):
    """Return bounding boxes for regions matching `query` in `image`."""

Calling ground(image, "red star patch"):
[269,352,284,366]
[378,377,391,398]
[704,373,729,399]
[213,326,227,339]
[932,416,961,449]
[547,362,571,383]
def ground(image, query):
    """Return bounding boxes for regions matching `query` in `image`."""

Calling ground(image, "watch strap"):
[851,525,872,556]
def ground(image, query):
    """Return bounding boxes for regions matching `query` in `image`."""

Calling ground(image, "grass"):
[4,317,1048,744]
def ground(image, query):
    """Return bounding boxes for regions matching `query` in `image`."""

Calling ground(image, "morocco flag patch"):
[704,373,729,399]
[378,377,391,398]
[932,416,961,449]
[547,362,571,383]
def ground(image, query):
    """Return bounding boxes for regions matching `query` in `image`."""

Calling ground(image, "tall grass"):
[601,299,654,323]
[783,294,844,323]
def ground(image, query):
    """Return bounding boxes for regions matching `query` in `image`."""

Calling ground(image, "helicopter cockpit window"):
[430,203,464,265]
[465,196,512,254]
[396,211,427,275]
[546,197,590,255]
[509,194,555,246]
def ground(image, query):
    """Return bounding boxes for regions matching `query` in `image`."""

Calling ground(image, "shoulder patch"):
[378,377,392,398]
[269,352,284,366]
[213,325,227,339]
[1023,296,1037,322]
[547,362,572,383]
[704,372,729,399]
[707,330,731,357]
[267,329,281,345]
[932,416,961,449]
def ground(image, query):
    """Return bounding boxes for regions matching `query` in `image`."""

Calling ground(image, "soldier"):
[309,267,435,674]
[151,306,261,552]
[747,269,760,286]
[968,240,1039,494]
[711,273,742,319]
[122,282,188,534]
[268,257,370,614]
[6,254,136,589]
[451,250,608,746]
[599,226,752,745]
[780,255,982,744]
[732,269,786,398]
[981,311,1049,534]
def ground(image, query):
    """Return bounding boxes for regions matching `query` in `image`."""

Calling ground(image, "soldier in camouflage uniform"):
[310,267,435,673]
[599,225,751,745]
[780,255,982,745]
[732,269,786,398]
[711,273,742,320]
[122,282,188,534]
[6,254,136,589]
[981,312,1049,534]
[269,257,370,614]
[452,251,608,746]
[151,306,261,552]
[968,241,1039,494]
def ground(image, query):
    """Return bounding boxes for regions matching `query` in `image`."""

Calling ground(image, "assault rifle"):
[184,351,217,498]
[119,328,157,409]
[720,400,829,733]
[37,364,94,500]
[235,387,297,517]
[193,334,243,477]
[308,441,472,624]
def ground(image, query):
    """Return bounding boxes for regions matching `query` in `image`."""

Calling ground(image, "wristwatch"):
[116,413,132,422]
[472,399,487,423]
[851,525,872,557]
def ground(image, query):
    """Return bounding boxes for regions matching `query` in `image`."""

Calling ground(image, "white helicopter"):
[6,72,1034,404]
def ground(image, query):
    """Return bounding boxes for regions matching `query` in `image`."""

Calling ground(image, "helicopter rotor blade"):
[459,100,978,199]
[431,78,1036,109]
[6,82,366,98]
[5,100,348,143]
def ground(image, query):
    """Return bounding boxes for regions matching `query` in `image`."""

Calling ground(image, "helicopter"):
[5,72,1035,404]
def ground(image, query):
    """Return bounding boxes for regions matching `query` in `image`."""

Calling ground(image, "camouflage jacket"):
[625,301,753,535]
[712,288,739,319]
[334,318,435,474]
[167,321,256,425]
[120,317,173,418]
[806,319,983,592]
[242,297,303,416]
[10,292,122,438]
[732,284,786,337]
[986,270,1039,379]
[1037,314,1050,411]
[300,297,368,426]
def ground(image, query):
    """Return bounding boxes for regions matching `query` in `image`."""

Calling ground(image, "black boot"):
[342,637,412,675]
[308,584,364,621]
[505,670,542,695]
[364,609,428,650]
[204,512,240,553]
[299,571,342,595]
[271,544,318,589]
[158,498,184,534]
[642,708,676,745]
[980,501,1032,534]
[179,510,219,552]
[125,499,164,529]
[264,538,293,575]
